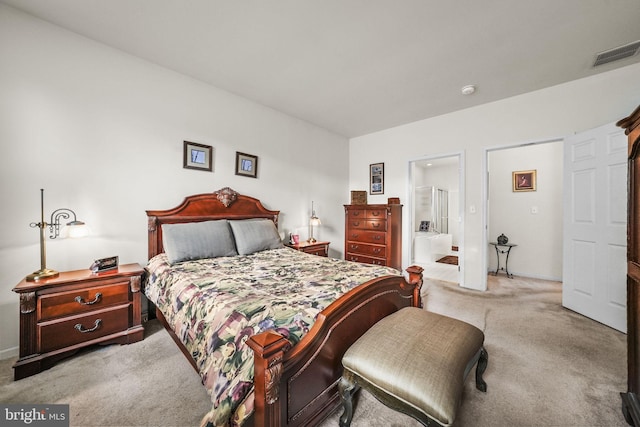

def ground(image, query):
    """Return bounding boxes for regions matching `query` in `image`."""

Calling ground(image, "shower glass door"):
[432,187,448,234]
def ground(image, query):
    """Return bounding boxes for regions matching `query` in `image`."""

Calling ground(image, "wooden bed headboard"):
[146,187,280,259]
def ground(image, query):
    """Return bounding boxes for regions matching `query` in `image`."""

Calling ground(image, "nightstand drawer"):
[39,305,130,353]
[39,280,130,321]
[346,242,386,258]
[285,241,330,257]
[302,246,328,257]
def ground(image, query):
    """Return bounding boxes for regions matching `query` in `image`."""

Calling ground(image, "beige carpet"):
[0,275,628,426]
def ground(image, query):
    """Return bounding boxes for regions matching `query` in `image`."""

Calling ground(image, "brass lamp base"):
[307,237,317,243]
[26,268,59,282]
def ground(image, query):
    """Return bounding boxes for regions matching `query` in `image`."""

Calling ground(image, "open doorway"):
[409,153,463,285]
[484,139,564,288]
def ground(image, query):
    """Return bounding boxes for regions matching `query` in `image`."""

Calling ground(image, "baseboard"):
[0,346,18,360]
[487,270,561,282]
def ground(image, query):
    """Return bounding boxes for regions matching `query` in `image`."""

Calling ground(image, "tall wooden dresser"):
[344,203,402,270]
[619,105,640,426]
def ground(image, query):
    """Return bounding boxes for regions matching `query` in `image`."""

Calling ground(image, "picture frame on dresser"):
[370,162,384,195]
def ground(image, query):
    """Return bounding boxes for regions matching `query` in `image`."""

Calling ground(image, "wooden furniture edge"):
[619,104,640,426]
[248,265,423,426]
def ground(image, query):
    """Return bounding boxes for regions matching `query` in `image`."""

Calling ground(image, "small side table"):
[285,241,330,257]
[12,263,145,380]
[489,242,517,278]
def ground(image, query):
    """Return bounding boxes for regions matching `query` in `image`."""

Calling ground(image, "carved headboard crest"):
[214,187,238,207]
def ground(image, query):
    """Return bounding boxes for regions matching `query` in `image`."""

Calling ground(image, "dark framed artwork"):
[370,162,384,195]
[183,141,213,171]
[235,152,258,178]
[513,169,536,192]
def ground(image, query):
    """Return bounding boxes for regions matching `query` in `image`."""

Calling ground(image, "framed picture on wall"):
[370,162,384,194]
[513,170,536,192]
[235,152,258,178]
[183,141,213,172]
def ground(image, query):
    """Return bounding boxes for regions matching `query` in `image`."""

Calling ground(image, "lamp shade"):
[63,221,90,238]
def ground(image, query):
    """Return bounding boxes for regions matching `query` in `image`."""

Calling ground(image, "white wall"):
[0,5,349,358]
[350,62,640,290]
[488,142,564,280]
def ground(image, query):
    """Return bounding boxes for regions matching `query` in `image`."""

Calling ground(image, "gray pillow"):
[162,220,237,264]
[228,218,284,255]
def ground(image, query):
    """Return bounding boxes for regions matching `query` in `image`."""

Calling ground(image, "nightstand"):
[285,241,330,257]
[12,263,145,380]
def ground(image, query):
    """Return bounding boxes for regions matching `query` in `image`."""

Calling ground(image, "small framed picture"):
[183,141,213,172]
[513,170,536,192]
[370,162,384,195]
[235,152,258,178]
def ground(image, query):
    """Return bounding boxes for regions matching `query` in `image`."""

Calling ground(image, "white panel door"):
[562,122,627,332]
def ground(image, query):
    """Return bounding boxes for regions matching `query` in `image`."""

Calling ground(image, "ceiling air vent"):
[593,40,640,67]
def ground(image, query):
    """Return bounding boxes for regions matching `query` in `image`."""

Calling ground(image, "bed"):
[145,187,423,427]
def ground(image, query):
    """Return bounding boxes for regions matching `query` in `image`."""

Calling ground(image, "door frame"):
[481,137,564,291]
[408,151,465,286]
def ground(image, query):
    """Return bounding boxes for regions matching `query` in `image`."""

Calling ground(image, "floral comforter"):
[144,247,401,427]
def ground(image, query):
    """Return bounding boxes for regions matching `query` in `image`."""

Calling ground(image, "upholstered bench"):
[339,307,488,427]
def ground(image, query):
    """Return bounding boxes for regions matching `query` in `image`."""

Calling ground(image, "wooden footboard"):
[247,265,423,427]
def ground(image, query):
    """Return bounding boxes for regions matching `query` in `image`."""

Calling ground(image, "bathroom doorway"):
[409,153,463,284]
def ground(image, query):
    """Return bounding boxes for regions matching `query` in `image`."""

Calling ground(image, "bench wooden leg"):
[339,371,359,427]
[476,347,488,392]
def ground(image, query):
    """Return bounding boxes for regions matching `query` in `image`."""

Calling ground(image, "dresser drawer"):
[346,242,386,258]
[38,305,130,353]
[346,219,387,231]
[345,253,387,266]
[346,230,386,244]
[39,280,130,321]
[347,208,366,219]
[347,208,387,220]
[365,208,387,219]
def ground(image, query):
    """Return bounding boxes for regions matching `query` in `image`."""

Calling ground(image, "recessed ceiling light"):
[461,85,476,95]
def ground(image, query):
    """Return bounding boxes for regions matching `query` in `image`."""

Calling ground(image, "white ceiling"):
[3,0,640,137]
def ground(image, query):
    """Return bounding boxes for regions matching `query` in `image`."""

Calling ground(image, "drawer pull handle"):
[374,235,382,240]
[75,293,102,305]
[75,319,102,333]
